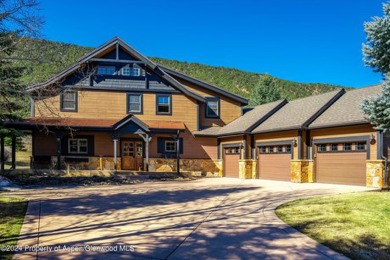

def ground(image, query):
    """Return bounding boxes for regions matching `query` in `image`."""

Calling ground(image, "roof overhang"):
[5,115,186,134]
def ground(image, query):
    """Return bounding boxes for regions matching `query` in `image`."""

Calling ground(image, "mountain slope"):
[15,38,346,106]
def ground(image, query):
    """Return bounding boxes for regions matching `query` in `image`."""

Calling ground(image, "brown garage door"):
[316,143,366,186]
[258,154,291,180]
[223,147,240,178]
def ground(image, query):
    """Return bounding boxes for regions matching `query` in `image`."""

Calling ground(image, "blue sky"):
[39,0,385,88]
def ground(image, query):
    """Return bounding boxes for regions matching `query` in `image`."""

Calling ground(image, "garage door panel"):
[224,154,239,178]
[316,152,366,185]
[258,154,291,181]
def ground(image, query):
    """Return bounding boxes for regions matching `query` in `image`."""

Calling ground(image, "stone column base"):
[291,160,314,183]
[239,159,256,179]
[366,160,387,188]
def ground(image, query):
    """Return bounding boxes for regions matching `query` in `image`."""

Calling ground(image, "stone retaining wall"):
[148,158,222,177]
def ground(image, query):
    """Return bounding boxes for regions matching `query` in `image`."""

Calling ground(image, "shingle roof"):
[194,100,287,137]
[308,85,383,129]
[8,116,186,130]
[193,127,221,136]
[251,90,344,134]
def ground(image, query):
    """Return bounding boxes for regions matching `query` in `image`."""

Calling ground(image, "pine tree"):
[0,0,42,135]
[361,1,390,132]
[0,33,26,135]
[361,80,390,131]
[250,75,281,106]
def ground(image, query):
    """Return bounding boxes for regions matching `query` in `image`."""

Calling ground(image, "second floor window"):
[61,91,77,111]
[97,66,115,75]
[206,98,220,118]
[127,93,142,114]
[122,67,141,76]
[156,95,171,115]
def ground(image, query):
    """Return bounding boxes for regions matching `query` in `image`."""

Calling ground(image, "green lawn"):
[276,192,390,259]
[0,197,28,260]
[5,150,32,169]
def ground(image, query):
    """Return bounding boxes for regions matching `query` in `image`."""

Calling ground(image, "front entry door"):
[121,141,143,170]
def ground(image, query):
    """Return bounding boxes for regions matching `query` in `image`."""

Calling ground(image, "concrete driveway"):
[7,178,372,259]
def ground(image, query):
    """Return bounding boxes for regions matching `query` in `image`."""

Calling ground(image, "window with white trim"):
[122,67,141,76]
[127,94,142,113]
[97,66,116,75]
[68,139,88,154]
[165,140,176,152]
[61,91,77,111]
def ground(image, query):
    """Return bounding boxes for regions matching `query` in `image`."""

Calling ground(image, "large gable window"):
[206,97,220,118]
[156,94,172,115]
[61,91,77,112]
[122,67,140,77]
[97,66,116,75]
[127,93,143,114]
[68,139,88,154]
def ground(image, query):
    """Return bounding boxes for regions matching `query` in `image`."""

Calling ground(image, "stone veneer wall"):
[366,160,387,188]
[238,160,256,179]
[148,158,222,177]
[51,156,121,170]
[290,160,314,183]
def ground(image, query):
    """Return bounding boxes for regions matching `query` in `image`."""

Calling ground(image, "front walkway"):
[6,178,372,259]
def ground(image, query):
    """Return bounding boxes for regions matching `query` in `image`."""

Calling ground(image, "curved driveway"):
[8,178,372,259]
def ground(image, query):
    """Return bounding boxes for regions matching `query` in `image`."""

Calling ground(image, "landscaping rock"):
[0,147,11,162]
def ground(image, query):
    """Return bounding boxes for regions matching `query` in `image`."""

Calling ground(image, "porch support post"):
[113,138,118,170]
[56,135,62,170]
[145,134,150,171]
[176,130,180,174]
[11,135,16,169]
[0,135,4,171]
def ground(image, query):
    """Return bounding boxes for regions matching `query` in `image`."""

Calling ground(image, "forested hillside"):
[14,38,346,106]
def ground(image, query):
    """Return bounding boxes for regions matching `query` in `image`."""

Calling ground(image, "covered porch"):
[4,115,186,172]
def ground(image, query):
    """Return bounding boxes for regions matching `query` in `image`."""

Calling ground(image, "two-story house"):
[4,37,389,188]
[11,37,248,174]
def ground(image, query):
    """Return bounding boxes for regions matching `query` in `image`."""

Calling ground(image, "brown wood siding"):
[148,130,217,159]
[254,130,299,159]
[35,91,199,131]
[258,153,291,181]
[311,124,377,160]
[33,131,57,156]
[316,152,366,186]
[173,77,243,127]
[224,153,239,177]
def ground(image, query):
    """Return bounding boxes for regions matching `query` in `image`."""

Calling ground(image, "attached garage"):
[223,146,240,178]
[315,142,367,186]
[257,144,292,181]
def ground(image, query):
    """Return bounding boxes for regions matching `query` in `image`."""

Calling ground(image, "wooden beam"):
[176,130,180,174]
[56,135,61,170]
[89,58,145,64]
[11,136,16,169]
[116,43,119,60]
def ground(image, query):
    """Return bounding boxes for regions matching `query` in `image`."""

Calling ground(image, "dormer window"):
[122,67,140,76]
[205,97,220,118]
[97,66,115,75]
